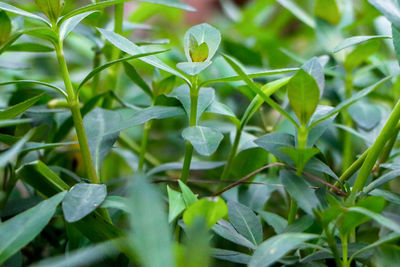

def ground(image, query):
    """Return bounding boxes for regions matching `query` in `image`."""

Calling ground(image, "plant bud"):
[188,34,209,63]
[0,11,11,46]
[35,0,65,23]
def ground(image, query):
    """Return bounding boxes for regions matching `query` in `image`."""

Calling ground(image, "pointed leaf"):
[182,126,223,156]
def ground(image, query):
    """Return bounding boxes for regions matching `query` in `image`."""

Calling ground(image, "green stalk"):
[55,42,99,184]
[341,234,349,267]
[342,75,353,172]
[352,98,400,194]
[138,120,153,172]
[180,79,199,183]
[220,77,290,182]
[102,3,124,108]
[323,225,342,267]
[118,133,161,167]
[287,198,297,225]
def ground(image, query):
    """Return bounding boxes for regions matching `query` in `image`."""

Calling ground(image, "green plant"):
[1,0,400,266]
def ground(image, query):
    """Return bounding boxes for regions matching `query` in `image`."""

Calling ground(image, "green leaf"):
[62,183,107,223]
[279,170,320,215]
[222,54,298,127]
[392,25,400,65]
[78,49,167,93]
[339,196,385,235]
[0,80,66,97]
[249,233,318,267]
[182,126,223,156]
[0,192,66,265]
[301,57,324,94]
[212,220,256,249]
[7,42,54,52]
[84,108,120,175]
[346,206,400,233]
[369,189,400,205]
[21,141,76,153]
[101,196,130,212]
[334,35,391,53]
[281,147,320,174]
[258,211,288,234]
[287,69,320,126]
[129,176,175,267]
[176,61,212,76]
[310,76,390,128]
[276,0,315,28]
[0,2,50,26]
[35,0,64,23]
[97,28,190,84]
[59,0,195,26]
[59,11,97,40]
[178,180,197,206]
[0,130,33,168]
[183,197,228,228]
[212,248,251,265]
[0,11,11,46]
[30,241,118,267]
[123,62,153,98]
[153,75,176,96]
[367,0,400,29]
[227,201,263,246]
[344,40,380,71]
[0,93,45,120]
[183,23,221,63]
[315,0,341,25]
[0,119,31,128]
[167,186,186,223]
[147,161,225,175]
[348,101,381,131]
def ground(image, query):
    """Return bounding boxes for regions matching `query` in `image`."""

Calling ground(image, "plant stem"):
[287,197,297,225]
[341,234,349,267]
[220,126,242,181]
[55,42,99,184]
[180,80,199,183]
[138,120,153,172]
[352,97,400,194]
[342,75,353,172]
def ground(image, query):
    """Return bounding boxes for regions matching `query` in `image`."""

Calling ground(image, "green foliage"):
[1,0,400,266]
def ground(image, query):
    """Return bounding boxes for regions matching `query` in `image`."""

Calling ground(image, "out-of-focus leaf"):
[276,0,315,28]
[0,192,66,264]
[212,248,251,264]
[0,2,50,25]
[7,43,53,52]
[315,0,341,25]
[183,197,228,228]
[344,40,380,71]
[0,11,11,46]
[367,0,400,29]
[0,130,33,168]
[62,183,107,223]
[147,161,225,175]
[334,35,391,53]
[129,176,175,267]
[348,101,381,131]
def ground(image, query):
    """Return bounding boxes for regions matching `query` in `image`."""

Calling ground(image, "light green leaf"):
[348,101,381,131]
[227,201,263,246]
[0,192,66,264]
[0,93,45,120]
[62,183,107,223]
[183,197,228,228]
[0,80,66,97]
[176,61,211,76]
[0,130,33,168]
[178,180,197,206]
[315,0,341,25]
[59,11,97,40]
[0,11,11,46]
[347,206,400,233]
[281,147,320,174]
[129,176,175,267]
[7,42,53,52]
[287,69,320,126]
[276,0,315,28]
[0,119,31,128]
[182,126,223,156]
[167,186,186,223]
[249,233,318,267]
[344,40,380,71]
[183,23,221,62]
[334,35,391,53]
[147,161,225,175]
[367,0,400,29]
[0,2,50,26]
[124,62,153,98]
[97,28,189,84]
